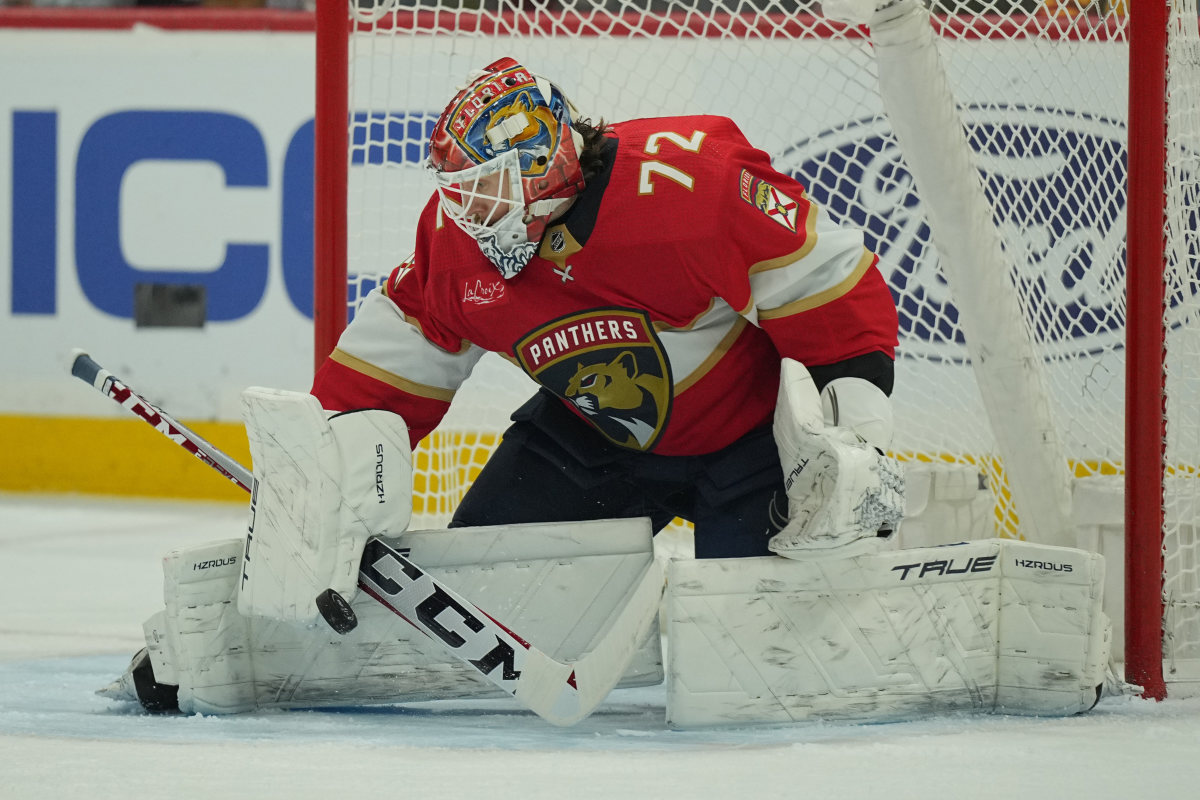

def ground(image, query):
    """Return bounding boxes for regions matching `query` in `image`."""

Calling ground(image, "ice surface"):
[3,493,1200,799]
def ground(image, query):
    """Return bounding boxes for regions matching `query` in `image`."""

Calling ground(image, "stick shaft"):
[68,349,253,492]
[64,348,648,725]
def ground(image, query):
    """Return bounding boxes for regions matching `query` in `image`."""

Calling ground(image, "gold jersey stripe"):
[673,316,749,394]
[393,312,475,356]
[329,348,457,403]
[757,248,875,320]
[653,298,718,333]
[746,199,820,276]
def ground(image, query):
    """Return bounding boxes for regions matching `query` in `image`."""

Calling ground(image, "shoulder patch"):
[738,169,799,233]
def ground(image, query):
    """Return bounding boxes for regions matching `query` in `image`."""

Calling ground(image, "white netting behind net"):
[1163,0,1200,679]
[336,0,1200,678]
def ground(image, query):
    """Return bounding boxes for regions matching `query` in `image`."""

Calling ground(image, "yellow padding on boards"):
[0,416,498,514]
[0,415,250,502]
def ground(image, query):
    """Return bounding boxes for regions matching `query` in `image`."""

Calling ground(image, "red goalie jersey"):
[313,115,898,457]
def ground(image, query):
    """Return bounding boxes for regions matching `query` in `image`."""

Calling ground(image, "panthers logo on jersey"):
[515,309,673,451]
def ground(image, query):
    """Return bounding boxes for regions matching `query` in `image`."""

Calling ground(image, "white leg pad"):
[144,539,257,714]
[664,538,1110,728]
[141,519,663,715]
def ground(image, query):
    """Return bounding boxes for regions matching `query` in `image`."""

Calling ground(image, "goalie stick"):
[68,349,253,493]
[67,348,663,726]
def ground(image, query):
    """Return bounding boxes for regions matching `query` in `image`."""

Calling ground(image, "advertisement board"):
[0,18,1130,498]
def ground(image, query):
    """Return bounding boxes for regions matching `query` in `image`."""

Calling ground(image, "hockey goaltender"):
[100,57,1119,728]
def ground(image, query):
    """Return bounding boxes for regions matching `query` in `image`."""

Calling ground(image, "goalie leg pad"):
[113,519,664,715]
[664,538,1110,728]
[145,538,258,715]
[238,387,413,624]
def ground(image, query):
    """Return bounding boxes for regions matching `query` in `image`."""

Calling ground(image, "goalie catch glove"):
[237,388,413,625]
[769,358,904,559]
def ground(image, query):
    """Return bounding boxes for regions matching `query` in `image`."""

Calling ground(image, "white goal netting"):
[331,0,1200,688]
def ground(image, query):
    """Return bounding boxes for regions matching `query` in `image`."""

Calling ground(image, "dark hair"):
[572,117,612,183]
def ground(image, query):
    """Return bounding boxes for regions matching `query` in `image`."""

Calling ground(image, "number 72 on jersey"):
[637,130,707,194]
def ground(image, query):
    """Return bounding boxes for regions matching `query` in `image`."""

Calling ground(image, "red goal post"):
[313,0,1200,700]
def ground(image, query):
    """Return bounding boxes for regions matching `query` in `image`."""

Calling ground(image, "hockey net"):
[315,0,1200,697]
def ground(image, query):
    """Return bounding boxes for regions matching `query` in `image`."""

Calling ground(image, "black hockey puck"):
[315,588,359,634]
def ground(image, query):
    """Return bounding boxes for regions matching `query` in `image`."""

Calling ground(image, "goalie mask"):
[428,57,586,279]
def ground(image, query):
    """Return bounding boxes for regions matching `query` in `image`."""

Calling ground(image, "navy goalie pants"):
[450,390,787,559]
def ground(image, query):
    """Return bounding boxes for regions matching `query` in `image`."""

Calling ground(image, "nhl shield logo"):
[515,308,673,451]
